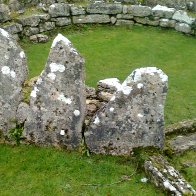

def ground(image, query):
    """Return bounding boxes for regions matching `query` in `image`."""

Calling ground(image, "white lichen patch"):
[49,63,65,73]
[47,73,56,80]
[121,85,132,95]
[0,28,9,38]
[10,70,16,78]
[30,87,39,98]
[109,107,114,112]
[94,116,100,125]
[163,180,177,191]
[74,110,80,117]
[137,83,144,89]
[20,51,25,59]
[99,78,122,91]
[137,113,143,118]
[60,129,65,136]
[58,93,72,104]
[51,33,71,48]
[1,66,10,75]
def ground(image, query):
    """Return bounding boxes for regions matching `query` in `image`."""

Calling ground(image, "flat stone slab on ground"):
[169,133,196,153]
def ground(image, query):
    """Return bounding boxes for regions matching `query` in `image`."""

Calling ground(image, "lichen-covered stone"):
[71,6,86,16]
[29,34,49,43]
[172,10,194,25]
[48,3,70,18]
[39,22,55,32]
[3,23,23,35]
[116,19,134,26]
[87,3,122,15]
[0,28,28,137]
[175,22,192,34]
[17,15,41,27]
[127,5,152,17]
[0,4,10,22]
[24,34,85,149]
[152,5,175,19]
[160,19,176,28]
[144,155,196,195]
[52,17,71,27]
[85,67,168,155]
[72,14,110,24]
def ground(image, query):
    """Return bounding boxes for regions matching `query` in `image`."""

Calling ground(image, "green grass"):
[0,144,164,196]
[20,25,196,125]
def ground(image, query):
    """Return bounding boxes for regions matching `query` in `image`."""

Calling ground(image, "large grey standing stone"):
[85,67,168,155]
[0,28,28,137]
[24,34,85,149]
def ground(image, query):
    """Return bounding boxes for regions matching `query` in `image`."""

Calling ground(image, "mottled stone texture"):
[85,67,168,155]
[144,155,196,195]
[0,28,28,137]
[24,34,85,149]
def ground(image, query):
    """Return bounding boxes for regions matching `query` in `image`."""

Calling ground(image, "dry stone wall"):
[0,2,195,40]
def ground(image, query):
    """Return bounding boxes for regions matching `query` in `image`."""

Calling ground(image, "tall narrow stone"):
[24,34,85,149]
[85,67,168,155]
[0,28,28,138]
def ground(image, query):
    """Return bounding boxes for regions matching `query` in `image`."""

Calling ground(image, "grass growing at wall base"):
[20,25,196,125]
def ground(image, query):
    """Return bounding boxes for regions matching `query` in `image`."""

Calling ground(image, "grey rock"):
[169,133,196,153]
[53,17,71,27]
[147,19,160,26]
[72,14,110,24]
[24,27,40,36]
[111,16,117,24]
[71,6,86,15]
[3,23,23,35]
[8,0,23,12]
[17,15,41,27]
[172,10,194,25]
[160,19,176,28]
[87,3,122,15]
[85,67,168,155]
[134,17,149,24]
[29,34,49,43]
[48,3,70,18]
[117,14,134,19]
[144,155,196,195]
[0,28,28,137]
[16,102,30,124]
[116,19,134,26]
[165,118,196,135]
[39,22,55,32]
[24,34,85,149]
[175,22,192,34]
[152,5,175,19]
[0,4,10,22]
[86,86,97,99]
[127,5,152,17]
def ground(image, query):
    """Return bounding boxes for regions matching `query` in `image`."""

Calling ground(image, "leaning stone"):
[71,5,86,15]
[165,118,196,135]
[24,34,85,149]
[72,14,110,24]
[0,4,10,22]
[152,5,175,19]
[85,67,168,155]
[127,5,152,17]
[115,19,134,26]
[168,133,196,153]
[87,3,122,15]
[0,28,28,137]
[3,23,23,35]
[175,22,192,34]
[39,22,55,32]
[144,155,196,195]
[172,10,194,25]
[48,3,70,18]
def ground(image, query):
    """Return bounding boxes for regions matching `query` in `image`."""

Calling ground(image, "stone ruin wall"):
[0,2,195,41]
[0,27,169,155]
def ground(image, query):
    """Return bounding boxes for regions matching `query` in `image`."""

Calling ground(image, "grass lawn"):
[20,25,196,125]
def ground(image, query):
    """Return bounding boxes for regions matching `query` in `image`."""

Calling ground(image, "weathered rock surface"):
[71,6,86,16]
[175,22,192,34]
[116,19,134,26]
[172,10,194,25]
[165,118,196,135]
[144,155,196,195]
[0,4,10,22]
[87,3,122,15]
[152,5,175,19]
[85,67,168,155]
[23,34,85,149]
[169,133,196,153]
[160,19,176,28]
[3,23,23,35]
[127,5,152,17]
[48,3,70,18]
[72,14,110,24]
[52,17,71,27]
[0,28,28,137]
[29,34,49,43]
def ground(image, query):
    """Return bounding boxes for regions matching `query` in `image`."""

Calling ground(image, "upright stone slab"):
[0,28,28,137]
[85,67,168,155]
[24,34,85,149]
